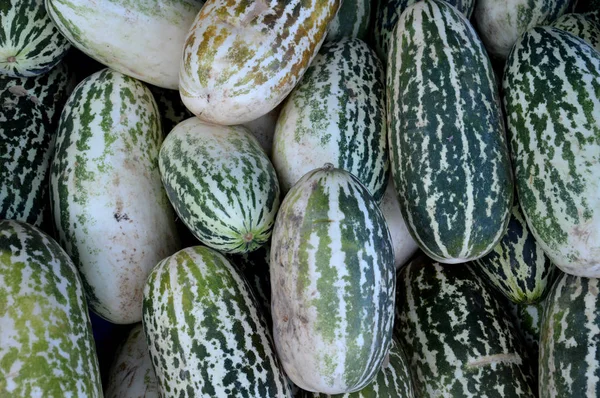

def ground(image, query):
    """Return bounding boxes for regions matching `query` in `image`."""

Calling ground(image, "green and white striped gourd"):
[326,0,370,42]
[552,13,600,51]
[540,272,600,397]
[104,324,159,398]
[50,68,180,324]
[159,117,280,254]
[587,10,600,26]
[387,0,513,264]
[396,256,536,397]
[472,200,557,304]
[0,220,102,397]
[179,0,340,125]
[372,0,475,62]
[380,180,418,270]
[271,164,395,394]
[473,0,571,60]
[273,37,388,202]
[46,0,205,89]
[0,0,70,77]
[503,27,600,277]
[300,338,415,397]
[142,246,293,398]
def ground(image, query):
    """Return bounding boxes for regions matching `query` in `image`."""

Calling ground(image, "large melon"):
[387,0,513,263]
[503,27,600,277]
[50,68,180,324]
[179,0,341,125]
[271,164,395,394]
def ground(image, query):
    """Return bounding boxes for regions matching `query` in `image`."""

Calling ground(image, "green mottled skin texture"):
[508,300,543,370]
[473,200,557,304]
[540,272,600,397]
[0,220,101,397]
[301,338,415,397]
[396,256,536,397]
[273,38,388,202]
[0,62,75,231]
[503,27,600,274]
[387,0,513,262]
[271,166,395,393]
[372,0,474,62]
[148,84,193,135]
[0,0,70,77]
[552,13,600,51]
[142,246,292,398]
[159,119,280,254]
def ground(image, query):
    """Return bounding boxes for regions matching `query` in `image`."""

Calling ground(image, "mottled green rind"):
[473,201,557,304]
[539,272,600,397]
[273,37,388,202]
[159,118,280,254]
[0,62,74,230]
[142,246,292,398]
[396,256,536,397]
[326,0,370,41]
[552,13,600,51]
[0,220,101,397]
[0,0,70,77]
[301,338,415,397]
[271,166,395,393]
[387,0,513,263]
[372,0,475,62]
[503,26,600,277]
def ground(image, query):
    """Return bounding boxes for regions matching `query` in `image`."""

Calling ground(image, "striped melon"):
[552,13,600,51]
[372,0,475,62]
[0,0,70,77]
[540,272,600,397]
[587,11,600,26]
[270,164,395,394]
[387,0,513,264]
[50,68,180,324]
[0,220,102,397]
[473,0,571,60]
[159,117,280,254]
[326,0,370,42]
[396,256,536,397]
[142,246,293,398]
[46,0,205,89]
[104,324,159,398]
[380,180,418,270]
[503,27,600,277]
[300,338,415,397]
[273,37,388,202]
[179,0,340,125]
[472,200,557,304]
